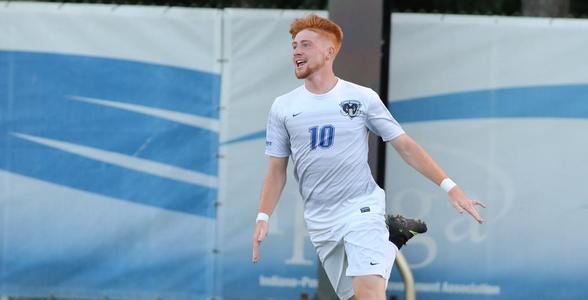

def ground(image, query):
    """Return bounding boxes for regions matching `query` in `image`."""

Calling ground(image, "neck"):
[304,67,338,94]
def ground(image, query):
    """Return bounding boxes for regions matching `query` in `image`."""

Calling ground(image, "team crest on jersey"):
[339,100,362,119]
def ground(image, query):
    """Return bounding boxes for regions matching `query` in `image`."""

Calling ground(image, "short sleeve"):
[264,99,291,157]
[365,90,405,141]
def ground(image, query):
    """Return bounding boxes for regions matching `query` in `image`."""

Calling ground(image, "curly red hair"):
[289,14,343,53]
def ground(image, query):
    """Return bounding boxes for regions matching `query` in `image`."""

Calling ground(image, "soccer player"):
[252,14,485,300]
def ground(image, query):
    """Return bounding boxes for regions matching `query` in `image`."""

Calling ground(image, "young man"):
[252,14,485,300]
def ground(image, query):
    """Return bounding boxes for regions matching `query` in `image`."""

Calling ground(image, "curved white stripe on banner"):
[69,96,219,132]
[12,132,218,189]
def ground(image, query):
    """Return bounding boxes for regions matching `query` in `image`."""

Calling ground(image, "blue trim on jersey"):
[389,84,588,123]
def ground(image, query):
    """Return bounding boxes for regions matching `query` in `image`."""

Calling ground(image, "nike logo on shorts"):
[370,262,379,265]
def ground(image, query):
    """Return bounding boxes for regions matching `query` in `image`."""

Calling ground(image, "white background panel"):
[0,1,221,73]
[390,13,588,100]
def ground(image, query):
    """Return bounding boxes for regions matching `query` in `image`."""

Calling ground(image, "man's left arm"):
[390,134,486,223]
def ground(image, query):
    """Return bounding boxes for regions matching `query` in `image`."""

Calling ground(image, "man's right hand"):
[252,220,268,264]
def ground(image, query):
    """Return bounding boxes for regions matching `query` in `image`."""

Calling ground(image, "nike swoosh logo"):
[370,262,379,265]
[292,112,303,117]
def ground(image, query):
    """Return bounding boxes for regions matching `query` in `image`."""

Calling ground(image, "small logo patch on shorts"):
[360,207,370,213]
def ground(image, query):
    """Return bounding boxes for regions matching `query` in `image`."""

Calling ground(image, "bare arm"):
[252,156,288,263]
[390,134,447,185]
[390,134,485,223]
[257,156,289,215]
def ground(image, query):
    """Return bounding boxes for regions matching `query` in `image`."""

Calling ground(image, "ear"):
[326,45,336,61]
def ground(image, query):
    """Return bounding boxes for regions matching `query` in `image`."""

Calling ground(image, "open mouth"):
[295,59,307,68]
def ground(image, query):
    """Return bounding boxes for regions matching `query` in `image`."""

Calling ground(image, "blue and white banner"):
[1,3,328,299]
[1,3,221,299]
[217,9,327,300]
[385,13,588,300]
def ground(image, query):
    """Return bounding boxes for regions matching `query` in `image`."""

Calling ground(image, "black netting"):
[7,0,588,18]
[9,0,328,9]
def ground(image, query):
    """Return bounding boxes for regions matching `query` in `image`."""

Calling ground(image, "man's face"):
[292,29,332,79]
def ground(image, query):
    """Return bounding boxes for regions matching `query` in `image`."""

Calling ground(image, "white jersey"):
[265,79,404,229]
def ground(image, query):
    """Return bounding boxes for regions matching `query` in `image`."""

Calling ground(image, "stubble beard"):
[295,66,311,79]
[294,59,323,79]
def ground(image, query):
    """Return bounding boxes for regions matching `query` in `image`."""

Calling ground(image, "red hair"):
[289,14,343,53]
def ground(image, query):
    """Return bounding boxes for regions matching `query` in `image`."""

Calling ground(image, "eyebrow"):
[292,39,312,45]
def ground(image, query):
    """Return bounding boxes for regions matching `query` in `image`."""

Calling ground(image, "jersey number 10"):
[309,125,335,150]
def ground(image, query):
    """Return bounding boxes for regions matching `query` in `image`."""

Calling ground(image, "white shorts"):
[308,188,398,300]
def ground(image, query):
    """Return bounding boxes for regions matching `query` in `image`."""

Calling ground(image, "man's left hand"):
[448,186,486,224]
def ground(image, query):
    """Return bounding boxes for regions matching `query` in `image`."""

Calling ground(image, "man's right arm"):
[252,156,289,263]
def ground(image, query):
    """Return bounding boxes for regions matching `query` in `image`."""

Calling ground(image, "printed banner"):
[0,3,221,299]
[385,13,588,300]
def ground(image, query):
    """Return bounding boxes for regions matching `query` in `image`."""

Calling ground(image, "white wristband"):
[256,212,270,222]
[440,178,457,193]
